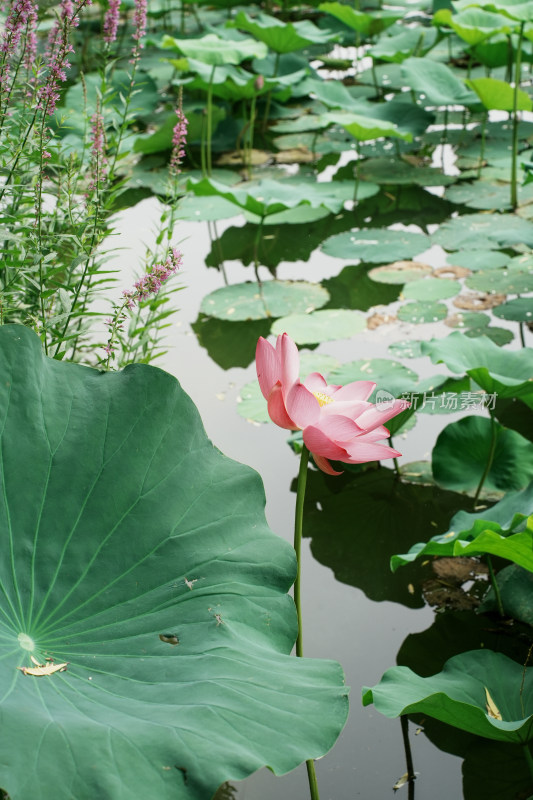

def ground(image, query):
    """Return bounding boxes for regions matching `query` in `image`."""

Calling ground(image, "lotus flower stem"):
[486,555,504,618]
[206,65,215,176]
[511,22,525,210]
[293,443,321,800]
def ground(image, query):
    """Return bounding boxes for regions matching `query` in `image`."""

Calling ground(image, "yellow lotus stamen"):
[312,391,334,407]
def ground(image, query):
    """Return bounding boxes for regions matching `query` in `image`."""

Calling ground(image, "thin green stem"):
[262,51,280,130]
[206,65,216,176]
[293,445,309,660]
[511,23,525,210]
[478,111,488,179]
[293,444,320,800]
[519,322,526,347]
[486,555,504,618]
[472,412,497,507]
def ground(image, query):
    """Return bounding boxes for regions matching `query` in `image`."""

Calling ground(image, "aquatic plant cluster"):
[0,0,532,798]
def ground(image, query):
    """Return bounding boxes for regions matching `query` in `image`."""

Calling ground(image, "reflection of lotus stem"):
[511,22,525,210]
[486,555,504,617]
[247,94,257,179]
[522,744,533,783]
[400,716,416,800]
[200,109,207,176]
[263,52,280,130]
[472,412,496,508]
[441,106,448,171]
[520,322,526,348]
[206,65,216,176]
[293,444,321,800]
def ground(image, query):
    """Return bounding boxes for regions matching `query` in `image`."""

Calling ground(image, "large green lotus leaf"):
[421,331,533,400]
[160,33,268,65]
[229,12,338,53]
[357,157,454,186]
[399,57,478,106]
[432,415,533,493]
[402,277,461,301]
[493,297,533,322]
[318,110,412,142]
[466,77,532,111]
[321,228,428,262]
[200,280,329,321]
[183,63,286,102]
[453,0,533,23]
[363,650,533,742]
[301,467,470,608]
[391,482,533,570]
[0,325,349,800]
[434,7,513,44]
[271,309,367,344]
[318,2,401,35]
[480,564,533,625]
[188,177,353,218]
[432,212,533,250]
[369,26,438,63]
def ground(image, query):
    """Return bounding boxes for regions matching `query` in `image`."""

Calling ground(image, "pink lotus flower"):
[256,333,409,475]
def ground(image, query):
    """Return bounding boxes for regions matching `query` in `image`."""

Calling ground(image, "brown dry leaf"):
[372,260,433,278]
[433,265,471,279]
[273,148,315,164]
[422,579,480,611]
[485,687,503,720]
[216,149,271,167]
[367,311,397,329]
[453,292,506,311]
[432,556,488,583]
[17,662,68,676]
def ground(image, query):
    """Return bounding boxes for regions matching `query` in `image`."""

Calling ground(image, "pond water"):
[110,196,527,799]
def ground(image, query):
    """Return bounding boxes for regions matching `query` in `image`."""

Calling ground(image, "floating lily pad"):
[402,277,461,302]
[358,157,454,186]
[368,260,433,284]
[493,298,533,322]
[397,301,448,324]
[465,326,514,346]
[444,181,519,211]
[271,308,366,344]
[466,270,533,294]
[363,650,533,743]
[322,230,428,263]
[432,213,533,250]
[0,325,348,800]
[200,280,329,321]
[432,415,533,493]
[445,311,491,330]
[329,358,418,399]
[175,195,242,221]
[445,250,509,271]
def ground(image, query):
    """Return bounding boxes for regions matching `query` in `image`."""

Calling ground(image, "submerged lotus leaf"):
[391,482,533,571]
[432,416,533,493]
[432,213,533,250]
[397,301,448,324]
[322,230,428,263]
[362,650,533,743]
[200,280,329,321]
[271,308,366,344]
[358,157,453,186]
[402,277,461,301]
[0,325,349,800]
[421,331,533,400]
[229,12,338,53]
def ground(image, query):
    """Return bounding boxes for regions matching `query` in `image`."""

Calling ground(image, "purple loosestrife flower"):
[122,248,183,309]
[130,0,147,63]
[169,105,188,176]
[87,108,107,193]
[102,0,121,44]
[0,0,38,96]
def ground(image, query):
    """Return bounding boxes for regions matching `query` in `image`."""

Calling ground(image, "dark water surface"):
[110,199,499,800]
